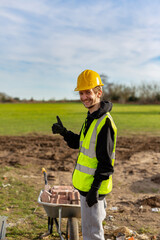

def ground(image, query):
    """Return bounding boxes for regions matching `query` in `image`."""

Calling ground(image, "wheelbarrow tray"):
[38,190,81,219]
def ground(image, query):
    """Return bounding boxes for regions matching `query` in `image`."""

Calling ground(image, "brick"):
[58,191,68,195]
[68,192,74,202]
[68,191,80,205]
[41,190,52,203]
[72,192,80,205]
[50,197,58,204]
[53,186,73,190]
[59,196,68,200]
[59,199,70,204]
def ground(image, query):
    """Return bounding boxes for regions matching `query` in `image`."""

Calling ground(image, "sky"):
[0,0,160,100]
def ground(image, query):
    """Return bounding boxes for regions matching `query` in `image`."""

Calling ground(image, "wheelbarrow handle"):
[42,168,48,185]
[0,221,4,239]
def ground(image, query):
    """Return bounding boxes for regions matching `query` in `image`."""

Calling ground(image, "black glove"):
[52,116,67,136]
[86,186,99,207]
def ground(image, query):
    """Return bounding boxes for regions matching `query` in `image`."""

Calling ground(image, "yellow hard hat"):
[74,69,104,91]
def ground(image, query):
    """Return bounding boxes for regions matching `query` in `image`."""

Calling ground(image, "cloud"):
[149,56,160,63]
[0,0,160,99]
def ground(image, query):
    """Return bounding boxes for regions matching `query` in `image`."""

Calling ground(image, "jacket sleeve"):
[63,130,80,149]
[92,117,115,188]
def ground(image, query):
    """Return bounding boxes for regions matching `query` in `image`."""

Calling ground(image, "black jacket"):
[63,101,115,197]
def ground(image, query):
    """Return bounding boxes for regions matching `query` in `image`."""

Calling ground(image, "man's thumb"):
[56,116,63,126]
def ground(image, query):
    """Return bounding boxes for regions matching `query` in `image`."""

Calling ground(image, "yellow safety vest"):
[72,112,117,195]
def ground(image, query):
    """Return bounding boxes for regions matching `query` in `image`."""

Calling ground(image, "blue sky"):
[0,0,160,100]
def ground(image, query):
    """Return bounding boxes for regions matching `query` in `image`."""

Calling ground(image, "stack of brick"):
[41,185,80,205]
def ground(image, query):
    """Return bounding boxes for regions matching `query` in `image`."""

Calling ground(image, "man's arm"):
[63,130,80,149]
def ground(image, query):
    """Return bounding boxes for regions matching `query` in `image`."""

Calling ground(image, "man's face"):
[79,89,101,109]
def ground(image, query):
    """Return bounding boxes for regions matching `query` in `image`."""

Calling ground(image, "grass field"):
[0,102,159,136]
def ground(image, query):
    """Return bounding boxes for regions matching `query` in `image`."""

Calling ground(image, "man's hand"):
[52,116,67,136]
[86,186,98,207]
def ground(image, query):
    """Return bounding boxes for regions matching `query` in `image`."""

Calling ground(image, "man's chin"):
[88,104,95,109]
[81,101,95,109]
[84,103,95,109]
[82,102,90,108]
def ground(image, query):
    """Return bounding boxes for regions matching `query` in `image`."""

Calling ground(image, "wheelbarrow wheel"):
[66,217,79,240]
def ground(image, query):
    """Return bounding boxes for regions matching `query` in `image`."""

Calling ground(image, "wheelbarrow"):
[38,168,81,240]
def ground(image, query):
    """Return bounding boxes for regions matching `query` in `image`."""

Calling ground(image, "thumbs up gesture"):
[52,116,67,136]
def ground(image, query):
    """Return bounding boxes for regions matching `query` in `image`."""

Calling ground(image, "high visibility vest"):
[72,112,117,195]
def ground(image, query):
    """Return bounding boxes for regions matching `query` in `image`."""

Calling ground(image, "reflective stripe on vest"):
[76,151,115,176]
[79,114,106,158]
[76,163,96,175]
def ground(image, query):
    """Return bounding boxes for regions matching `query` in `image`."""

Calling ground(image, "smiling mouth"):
[83,101,90,105]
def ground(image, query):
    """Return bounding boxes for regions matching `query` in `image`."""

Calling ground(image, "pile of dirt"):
[137,196,160,208]
[0,135,160,239]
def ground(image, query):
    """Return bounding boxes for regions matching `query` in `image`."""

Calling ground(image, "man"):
[52,69,117,240]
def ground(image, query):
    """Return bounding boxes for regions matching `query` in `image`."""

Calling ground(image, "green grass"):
[112,104,160,135]
[0,166,65,239]
[138,226,155,235]
[0,102,160,136]
[0,167,46,239]
[0,102,86,135]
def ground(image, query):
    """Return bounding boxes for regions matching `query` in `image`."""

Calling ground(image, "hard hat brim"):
[74,84,104,91]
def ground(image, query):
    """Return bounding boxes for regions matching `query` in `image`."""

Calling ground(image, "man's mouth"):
[83,101,90,105]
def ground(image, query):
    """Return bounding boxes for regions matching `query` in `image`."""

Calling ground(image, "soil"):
[0,135,160,239]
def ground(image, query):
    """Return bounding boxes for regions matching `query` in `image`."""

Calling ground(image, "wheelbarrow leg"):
[54,207,65,240]
[48,217,53,234]
[40,217,54,239]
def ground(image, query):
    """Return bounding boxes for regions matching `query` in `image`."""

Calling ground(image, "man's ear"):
[97,90,102,98]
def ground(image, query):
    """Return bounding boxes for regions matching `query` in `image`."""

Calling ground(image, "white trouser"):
[80,194,107,240]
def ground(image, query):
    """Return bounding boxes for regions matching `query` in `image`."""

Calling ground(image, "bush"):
[100,74,160,104]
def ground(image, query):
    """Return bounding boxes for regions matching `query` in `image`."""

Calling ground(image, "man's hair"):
[93,86,103,99]
[93,86,102,93]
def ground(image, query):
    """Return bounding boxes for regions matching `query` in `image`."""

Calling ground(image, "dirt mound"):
[137,196,160,207]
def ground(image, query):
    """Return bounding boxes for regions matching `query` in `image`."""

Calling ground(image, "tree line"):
[101,74,160,104]
[1,75,160,104]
